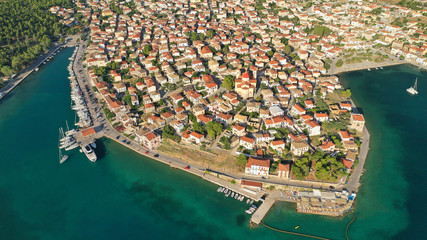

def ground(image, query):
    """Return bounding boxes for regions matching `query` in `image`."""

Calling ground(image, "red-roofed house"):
[350,113,365,132]
[277,163,290,178]
[142,132,161,150]
[232,124,246,137]
[269,140,286,154]
[290,104,306,116]
[341,158,354,172]
[240,136,255,149]
[338,130,354,141]
[245,157,270,177]
[314,112,329,122]
[81,128,96,137]
[306,120,321,136]
[241,180,262,192]
[318,140,335,152]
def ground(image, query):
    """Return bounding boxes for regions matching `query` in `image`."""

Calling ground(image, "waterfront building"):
[141,132,162,150]
[245,157,270,177]
[277,163,290,179]
[350,113,365,132]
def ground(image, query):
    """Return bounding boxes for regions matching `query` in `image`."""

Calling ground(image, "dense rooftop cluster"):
[75,0,423,182]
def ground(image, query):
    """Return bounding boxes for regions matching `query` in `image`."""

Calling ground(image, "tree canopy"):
[206,121,223,139]
[222,75,235,91]
[0,0,73,77]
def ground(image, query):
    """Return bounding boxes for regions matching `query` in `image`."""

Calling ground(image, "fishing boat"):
[82,144,97,162]
[406,78,418,95]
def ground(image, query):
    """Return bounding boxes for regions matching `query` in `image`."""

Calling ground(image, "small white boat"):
[407,78,418,95]
[245,209,253,214]
[35,68,39,71]
[217,187,222,192]
[379,66,383,69]
[246,199,250,204]
[240,196,244,201]
[367,68,371,71]
[235,194,239,199]
[231,192,235,198]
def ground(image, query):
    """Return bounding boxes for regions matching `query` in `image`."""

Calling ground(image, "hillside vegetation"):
[0,0,73,77]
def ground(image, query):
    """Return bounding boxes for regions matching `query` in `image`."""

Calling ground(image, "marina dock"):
[250,196,275,225]
[202,174,265,201]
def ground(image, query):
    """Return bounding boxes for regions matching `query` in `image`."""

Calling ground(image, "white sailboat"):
[59,130,68,164]
[406,78,418,95]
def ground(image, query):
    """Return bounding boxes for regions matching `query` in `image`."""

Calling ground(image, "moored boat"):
[82,144,97,162]
[406,78,418,95]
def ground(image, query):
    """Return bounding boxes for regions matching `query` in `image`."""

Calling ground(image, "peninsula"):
[5,0,426,225]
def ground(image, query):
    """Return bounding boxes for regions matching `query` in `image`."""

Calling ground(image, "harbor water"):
[0,48,426,239]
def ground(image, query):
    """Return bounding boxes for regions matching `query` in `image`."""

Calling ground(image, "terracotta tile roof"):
[246,157,270,168]
[81,128,96,137]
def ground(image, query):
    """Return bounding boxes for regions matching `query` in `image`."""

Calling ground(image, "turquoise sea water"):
[0,48,425,239]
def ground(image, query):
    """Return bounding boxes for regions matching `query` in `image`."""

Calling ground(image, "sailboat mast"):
[414,78,418,91]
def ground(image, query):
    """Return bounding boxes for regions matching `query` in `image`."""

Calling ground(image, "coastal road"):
[342,127,370,192]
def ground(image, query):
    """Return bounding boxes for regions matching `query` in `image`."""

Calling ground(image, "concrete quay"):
[250,196,275,225]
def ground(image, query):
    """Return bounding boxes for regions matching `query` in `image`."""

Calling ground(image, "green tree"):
[206,121,223,139]
[162,125,181,142]
[237,154,248,167]
[206,30,214,39]
[193,122,206,135]
[336,59,343,67]
[143,45,152,56]
[283,45,293,55]
[1,65,13,76]
[341,89,352,98]
[222,75,235,91]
